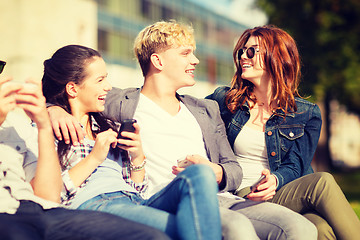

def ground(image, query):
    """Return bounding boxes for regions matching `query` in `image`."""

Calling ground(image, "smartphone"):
[250,175,266,192]
[117,119,136,146]
[177,158,194,168]
[235,175,266,198]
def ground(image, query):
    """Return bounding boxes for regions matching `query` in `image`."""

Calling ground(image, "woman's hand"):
[90,129,118,164]
[247,169,277,201]
[117,123,145,183]
[117,122,145,165]
[67,129,118,188]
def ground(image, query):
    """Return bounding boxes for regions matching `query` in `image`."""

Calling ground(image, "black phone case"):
[117,119,136,139]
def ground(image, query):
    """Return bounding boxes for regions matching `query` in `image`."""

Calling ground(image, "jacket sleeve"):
[271,103,322,189]
[206,99,243,192]
[204,87,242,192]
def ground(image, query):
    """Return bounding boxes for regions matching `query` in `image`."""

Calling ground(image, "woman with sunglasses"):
[41,45,221,240]
[207,25,360,239]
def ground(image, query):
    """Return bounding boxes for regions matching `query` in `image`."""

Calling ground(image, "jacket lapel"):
[120,88,141,120]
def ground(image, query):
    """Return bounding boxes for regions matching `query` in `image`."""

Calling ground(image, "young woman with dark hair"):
[207,25,360,240]
[42,44,222,240]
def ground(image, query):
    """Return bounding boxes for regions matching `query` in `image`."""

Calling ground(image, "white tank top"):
[233,125,270,190]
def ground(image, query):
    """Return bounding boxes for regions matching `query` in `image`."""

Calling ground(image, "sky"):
[188,0,268,27]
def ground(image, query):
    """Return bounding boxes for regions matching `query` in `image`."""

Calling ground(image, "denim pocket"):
[279,126,304,152]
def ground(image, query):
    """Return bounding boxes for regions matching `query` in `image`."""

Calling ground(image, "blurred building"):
[95,0,248,96]
[0,0,98,83]
[1,0,248,98]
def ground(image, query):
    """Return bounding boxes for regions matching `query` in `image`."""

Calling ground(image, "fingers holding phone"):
[246,170,277,201]
[235,175,266,198]
[177,158,195,168]
[116,119,145,161]
[14,79,49,128]
[117,119,137,146]
[0,77,22,123]
[171,155,198,175]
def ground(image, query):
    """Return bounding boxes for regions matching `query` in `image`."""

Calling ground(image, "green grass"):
[333,170,360,219]
[350,202,360,219]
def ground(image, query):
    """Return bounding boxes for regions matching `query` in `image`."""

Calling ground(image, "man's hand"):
[172,154,224,184]
[247,169,277,201]
[0,77,22,125]
[47,106,85,145]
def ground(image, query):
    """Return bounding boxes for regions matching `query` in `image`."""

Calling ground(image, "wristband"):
[129,158,146,172]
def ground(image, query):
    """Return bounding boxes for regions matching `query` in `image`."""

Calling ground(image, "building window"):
[141,0,151,18]
[98,29,108,52]
[161,5,173,21]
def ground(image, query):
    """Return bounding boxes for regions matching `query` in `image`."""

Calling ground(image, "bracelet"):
[129,158,146,172]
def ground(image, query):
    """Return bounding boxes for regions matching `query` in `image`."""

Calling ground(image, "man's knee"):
[182,164,217,188]
[236,202,317,240]
[220,207,259,240]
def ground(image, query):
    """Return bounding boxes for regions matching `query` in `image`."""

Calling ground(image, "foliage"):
[333,170,360,219]
[333,170,360,201]
[256,0,360,114]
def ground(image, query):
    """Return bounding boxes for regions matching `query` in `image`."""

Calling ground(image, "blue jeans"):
[0,200,170,240]
[78,164,221,240]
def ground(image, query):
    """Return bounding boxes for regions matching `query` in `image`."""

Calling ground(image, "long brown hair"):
[226,25,301,116]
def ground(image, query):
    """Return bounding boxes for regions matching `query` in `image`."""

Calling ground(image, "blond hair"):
[134,20,195,76]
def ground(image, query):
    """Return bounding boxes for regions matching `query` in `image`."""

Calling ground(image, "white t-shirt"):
[134,94,208,198]
[233,125,270,191]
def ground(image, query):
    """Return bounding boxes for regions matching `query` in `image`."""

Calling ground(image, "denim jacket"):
[207,86,322,189]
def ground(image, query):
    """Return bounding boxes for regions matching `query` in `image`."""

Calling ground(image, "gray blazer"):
[104,87,242,192]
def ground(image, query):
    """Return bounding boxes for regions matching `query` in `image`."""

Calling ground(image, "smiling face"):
[239,36,269,87]
[158,45,199,89]
[74,57,111,115]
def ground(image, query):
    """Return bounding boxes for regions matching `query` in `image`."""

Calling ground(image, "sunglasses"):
[0,61,5,74]
[237,47,260,60]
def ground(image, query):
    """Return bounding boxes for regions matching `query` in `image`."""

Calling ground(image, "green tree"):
[256,0,360,170]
